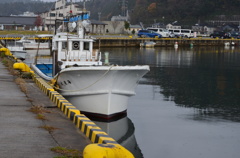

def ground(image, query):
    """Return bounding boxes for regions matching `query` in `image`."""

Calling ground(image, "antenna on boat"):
[83,0,88,12]
[70,0,73,16]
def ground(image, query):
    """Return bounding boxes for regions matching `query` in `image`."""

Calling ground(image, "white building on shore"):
[41,0,87,31]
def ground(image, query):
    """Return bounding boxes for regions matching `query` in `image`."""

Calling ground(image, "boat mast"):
[83,0,87,12]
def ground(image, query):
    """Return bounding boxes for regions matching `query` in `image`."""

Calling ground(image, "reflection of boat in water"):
[94,116,143,158]
[31,10,149,120]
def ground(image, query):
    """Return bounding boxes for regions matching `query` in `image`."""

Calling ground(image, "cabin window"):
[62,42,67,50]
[72,41,80,50]
[83,42,90,50]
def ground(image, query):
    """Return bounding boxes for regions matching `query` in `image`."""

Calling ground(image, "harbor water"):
[100,46,240,158]
[25,46,240,158]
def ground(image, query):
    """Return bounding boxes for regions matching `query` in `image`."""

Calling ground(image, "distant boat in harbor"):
[5,37,27,60]
[16,35,52,50]
[140,41,156,47]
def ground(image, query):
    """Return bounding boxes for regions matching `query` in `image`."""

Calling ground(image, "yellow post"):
[0,48,12,56]
[83,144,134,158]
[13,63,33,73]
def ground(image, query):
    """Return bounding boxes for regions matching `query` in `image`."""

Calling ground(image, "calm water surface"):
[100,46,240,158]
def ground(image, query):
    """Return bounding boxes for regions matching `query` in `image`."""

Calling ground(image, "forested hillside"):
[0,1,53,16]
[0,0,239,27]
[0,0,35,3]
[85,0,240,26]
[127,0,240,26]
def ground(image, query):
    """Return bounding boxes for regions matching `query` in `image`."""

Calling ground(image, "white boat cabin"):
[52,33,102,69]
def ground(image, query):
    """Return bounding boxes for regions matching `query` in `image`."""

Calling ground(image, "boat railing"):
[90,49,102,62]
[66,50,91,62]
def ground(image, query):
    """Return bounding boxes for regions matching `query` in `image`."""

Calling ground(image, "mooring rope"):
[52,65,114,92]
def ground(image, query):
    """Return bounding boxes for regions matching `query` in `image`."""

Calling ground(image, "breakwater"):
[93,38,240,47]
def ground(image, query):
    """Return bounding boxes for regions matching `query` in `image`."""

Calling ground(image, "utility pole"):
[119,0,128,17]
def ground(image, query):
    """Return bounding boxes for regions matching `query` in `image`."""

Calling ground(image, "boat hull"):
[57,65,149,119]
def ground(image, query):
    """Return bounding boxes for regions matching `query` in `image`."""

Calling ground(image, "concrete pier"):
[0,60,90,157]
[0,56,135,158]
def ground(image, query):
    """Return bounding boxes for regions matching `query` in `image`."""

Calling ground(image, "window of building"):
[50,13,56,17]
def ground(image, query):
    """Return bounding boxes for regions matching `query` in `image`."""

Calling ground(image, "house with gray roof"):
[0,16,37,30]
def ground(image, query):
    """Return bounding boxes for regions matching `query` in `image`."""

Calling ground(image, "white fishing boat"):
[16,35,52,50]
[6,38,27,60]
[31,12,149,120]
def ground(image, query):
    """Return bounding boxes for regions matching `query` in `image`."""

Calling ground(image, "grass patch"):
[26,98,33,102]
[15,77,28,93]
[1,59,8,66]
[36,114,47,120]
[0,52,5,58]
[40,125,58,133]
[51,146,83,158]
[28,105,51,114]
[21,72,32,79]
[1,57,20,75]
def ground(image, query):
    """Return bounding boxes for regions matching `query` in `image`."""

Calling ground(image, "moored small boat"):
[16,35,52,50]
[140,41,156,47]
[6,38,27,60]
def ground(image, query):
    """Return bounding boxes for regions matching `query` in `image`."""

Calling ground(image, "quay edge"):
[1,36,240,47]
[93,38,240,47]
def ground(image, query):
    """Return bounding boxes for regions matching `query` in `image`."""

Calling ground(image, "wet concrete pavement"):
[0,60,90,158]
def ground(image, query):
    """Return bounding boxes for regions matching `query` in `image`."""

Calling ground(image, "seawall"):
[1,35,240,47]
[93,38,240,47]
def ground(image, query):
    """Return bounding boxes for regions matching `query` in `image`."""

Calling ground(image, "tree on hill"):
[34,15,43,30]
